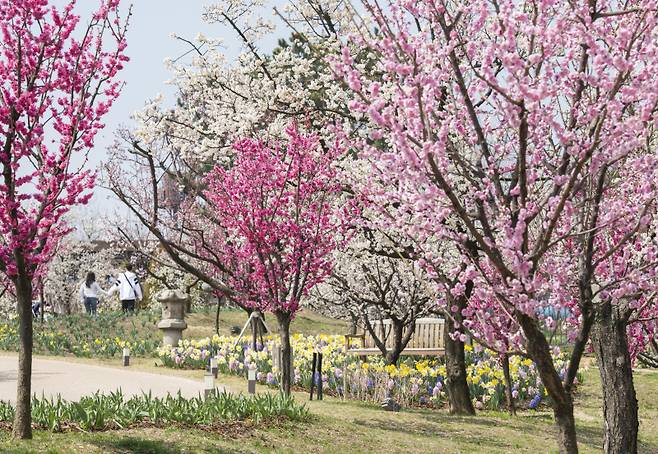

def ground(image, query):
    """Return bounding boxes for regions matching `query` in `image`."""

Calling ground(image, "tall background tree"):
[0,0,128,438]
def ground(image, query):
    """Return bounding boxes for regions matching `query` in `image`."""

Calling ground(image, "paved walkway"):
[0,356,213,403]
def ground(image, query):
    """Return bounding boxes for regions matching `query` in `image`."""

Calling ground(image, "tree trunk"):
[444,316,475,415]
[501,353,516,416]
[39,287,44,324]
[349,315,358,335]
[13,274,33,439]
[215,297,221,336]
[554,401,578,454]
[384,322,404,365]
[276,311,292,395]
[517,312,578,454]
[591,302,638,454]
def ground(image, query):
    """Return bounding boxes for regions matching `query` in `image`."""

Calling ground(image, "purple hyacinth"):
[529,394,542,409]
[432,385,442,398]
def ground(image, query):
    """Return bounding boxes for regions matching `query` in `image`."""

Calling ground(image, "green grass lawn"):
[0,357,656,454]
[95,306,347,340]
[184,308,349,339]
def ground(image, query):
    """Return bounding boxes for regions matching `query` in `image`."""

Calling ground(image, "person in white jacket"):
[108,263,143,314]
[79,272,107,316]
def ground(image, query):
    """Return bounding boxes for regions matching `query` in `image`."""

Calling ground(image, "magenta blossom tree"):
[203,125,342,394]
[0,0,128,439]
[333,1,658,452]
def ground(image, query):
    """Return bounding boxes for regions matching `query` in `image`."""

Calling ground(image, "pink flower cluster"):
[333,0,658,363]
[0,0,128,281]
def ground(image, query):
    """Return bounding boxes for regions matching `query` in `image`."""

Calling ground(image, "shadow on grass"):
[351,408,609,453]
[352,416,530,451]
[89,437,182,454]
[88,433,248,454]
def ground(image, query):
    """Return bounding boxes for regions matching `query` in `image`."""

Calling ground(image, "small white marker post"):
[204,371,215,399]
[247,367,257,395]
[122,347,130,367]
[210,356,218,378]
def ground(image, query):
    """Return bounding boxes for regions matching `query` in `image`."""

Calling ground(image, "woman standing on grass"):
[79,272,106,316]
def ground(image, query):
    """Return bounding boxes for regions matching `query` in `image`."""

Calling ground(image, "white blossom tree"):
[43,241,121,314]
[313,227,437,365]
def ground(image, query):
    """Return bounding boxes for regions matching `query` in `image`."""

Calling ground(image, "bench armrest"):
[344,333,365,350]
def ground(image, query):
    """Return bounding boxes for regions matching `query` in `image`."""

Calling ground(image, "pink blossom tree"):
[203,125,342,394]
[0,0,128,438]
[333,1,658,452]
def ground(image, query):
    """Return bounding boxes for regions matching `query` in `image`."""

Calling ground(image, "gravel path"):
[0,355,214,403]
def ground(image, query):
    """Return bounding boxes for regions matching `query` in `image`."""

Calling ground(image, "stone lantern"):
[157,289,189,346]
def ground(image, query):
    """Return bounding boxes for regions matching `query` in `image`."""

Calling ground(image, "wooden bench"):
[345,317,446,357]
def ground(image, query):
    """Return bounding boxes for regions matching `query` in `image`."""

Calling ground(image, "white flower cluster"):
[310,226,438,325]
[117,0,448,325]
[132,0,363,168]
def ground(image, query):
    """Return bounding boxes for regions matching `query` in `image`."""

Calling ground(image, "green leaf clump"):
[0,390,308,432]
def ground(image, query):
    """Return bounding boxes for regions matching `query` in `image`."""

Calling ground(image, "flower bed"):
[158,334,575,410]
[0,312,161,358]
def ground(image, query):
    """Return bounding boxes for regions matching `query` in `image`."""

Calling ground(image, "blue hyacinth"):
[529,394,542,409]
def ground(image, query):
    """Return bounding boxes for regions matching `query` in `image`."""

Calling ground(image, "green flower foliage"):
[0,391,308,432]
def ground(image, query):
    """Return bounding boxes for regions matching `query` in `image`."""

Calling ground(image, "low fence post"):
[309,352,317,400]
[317,352,323,401]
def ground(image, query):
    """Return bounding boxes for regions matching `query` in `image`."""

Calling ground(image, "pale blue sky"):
[67,1,284,222]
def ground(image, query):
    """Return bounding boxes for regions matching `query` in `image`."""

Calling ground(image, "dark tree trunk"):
[367,317,412,366]
[591,302,638,454]
[13,273,33,439]
[443,288,474,415]
[501,353,516,416]
[215,296,221,336]
[554,401,578,454]
[517,313,578,454]
[349,315,358,335]
[444,314,475,415]
[384,322,404,365]
[276,311,292,395]
[39,287,44,324]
